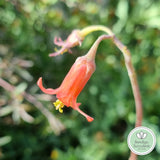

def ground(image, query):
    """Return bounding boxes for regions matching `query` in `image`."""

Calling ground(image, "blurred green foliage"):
[0,0,160,160]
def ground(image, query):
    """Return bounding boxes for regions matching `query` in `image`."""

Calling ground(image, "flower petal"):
[54,37,65,46]
[37,77,58,95]
[76,106,94,122]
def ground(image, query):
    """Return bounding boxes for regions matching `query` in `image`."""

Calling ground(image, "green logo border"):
[127,126,156,155]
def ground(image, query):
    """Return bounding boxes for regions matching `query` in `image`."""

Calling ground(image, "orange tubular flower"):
[49,29,84,57]
[37,35,111,122]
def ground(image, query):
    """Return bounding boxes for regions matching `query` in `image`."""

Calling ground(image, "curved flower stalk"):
[38,35,112,122]
[50,25,143,126]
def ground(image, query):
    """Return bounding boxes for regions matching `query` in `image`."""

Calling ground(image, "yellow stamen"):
[53,99,64,113]
[55,47,68,55]
[54,47,58,52]
[60,49,68,55]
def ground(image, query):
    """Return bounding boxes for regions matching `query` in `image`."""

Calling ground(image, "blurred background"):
[0,0,160,160]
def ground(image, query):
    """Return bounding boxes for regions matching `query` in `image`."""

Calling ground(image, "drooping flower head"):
[49,29,84,57]
[37,35,110,122]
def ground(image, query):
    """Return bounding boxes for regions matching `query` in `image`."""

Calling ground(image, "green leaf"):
[0,106,13,117]
[14,83,27,95]
[0,136,12,146]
